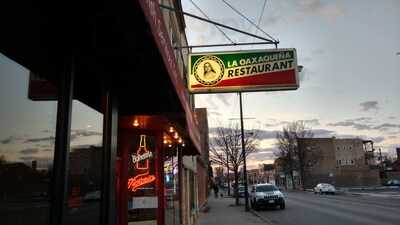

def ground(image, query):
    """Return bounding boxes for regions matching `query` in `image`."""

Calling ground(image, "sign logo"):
[193,55,225,86]
[128,172,156,192]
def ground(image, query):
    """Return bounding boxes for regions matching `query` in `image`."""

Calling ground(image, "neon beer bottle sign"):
[128,135,156,192]
[132,135,153,169]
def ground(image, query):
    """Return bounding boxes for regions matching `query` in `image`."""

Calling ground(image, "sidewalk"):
[197,197,269,225]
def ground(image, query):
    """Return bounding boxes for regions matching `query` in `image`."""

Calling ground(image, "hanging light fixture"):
[169,126,174,133]
[178,138,183,144]
[173,131,179,139]
[132,119,139,127]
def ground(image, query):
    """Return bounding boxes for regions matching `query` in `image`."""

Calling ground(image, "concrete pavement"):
[197,196,269,225]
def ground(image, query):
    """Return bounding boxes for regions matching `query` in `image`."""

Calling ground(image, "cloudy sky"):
[182,0,400,167]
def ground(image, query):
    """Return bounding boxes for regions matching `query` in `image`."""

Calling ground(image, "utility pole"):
[226,154,230,196]
[239,92,249,211]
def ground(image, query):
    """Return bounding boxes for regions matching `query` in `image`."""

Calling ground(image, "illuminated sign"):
[135,135,151,170]
[188,48,299,93]
[131,151,153,165]
[127,172,156,192]
[128,135,156,192]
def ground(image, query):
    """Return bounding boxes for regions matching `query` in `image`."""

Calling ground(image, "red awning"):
[139,0,201,154]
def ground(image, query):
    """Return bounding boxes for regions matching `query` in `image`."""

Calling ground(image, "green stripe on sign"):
[190,50,294,70]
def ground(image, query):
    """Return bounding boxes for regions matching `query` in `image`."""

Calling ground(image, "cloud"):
[300,119,320,126]
[20,148,39,155]
[312,129,336,137]
[360,101,379,112]
[209,127,279,140]
[264,119,319,128]
[327,119,400,131]
[347,117,373,123]
[248,150,276,161]
[327,121,373,130]
[298,0,346,21]
[70,129,102,142]
[254,129,279,140]
[388,116,396,120]
[24,136,55,143]
[1,136,20,144]
[264,120,290,128]
[374,123,400,131]
[335,134,385,143]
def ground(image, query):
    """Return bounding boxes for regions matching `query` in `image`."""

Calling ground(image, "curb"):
[249,209,275,225]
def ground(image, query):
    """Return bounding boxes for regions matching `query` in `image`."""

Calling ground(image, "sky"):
[181,0,400,167]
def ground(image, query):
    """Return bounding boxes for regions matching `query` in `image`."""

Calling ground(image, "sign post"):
[239,92,250,211]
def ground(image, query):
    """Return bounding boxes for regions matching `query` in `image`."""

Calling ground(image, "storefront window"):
[64,100,103,225]
[0,54,58,225]
[128,134,158,225]
[164,149,179,225]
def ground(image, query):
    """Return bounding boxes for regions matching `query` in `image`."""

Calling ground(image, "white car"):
[250,184,285,210]
[314,183,336,195]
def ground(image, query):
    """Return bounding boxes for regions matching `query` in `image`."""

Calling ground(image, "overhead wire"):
[256,0,267,34]
[221,0,277,42]
[188,0,235,44]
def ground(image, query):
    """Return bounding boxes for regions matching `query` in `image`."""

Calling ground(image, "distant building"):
[384,148,400,181]
[246,164,276,185]
[298,138,381,188]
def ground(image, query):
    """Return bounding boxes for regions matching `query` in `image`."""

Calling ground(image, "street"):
[254,191,400,225]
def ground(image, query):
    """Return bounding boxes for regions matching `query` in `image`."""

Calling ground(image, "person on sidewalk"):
[213,184,219,198]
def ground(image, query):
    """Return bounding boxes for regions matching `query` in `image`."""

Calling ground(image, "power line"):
[188,0,235,44]
[160,4,277,43]
[221,0,277,42]
[256,0,267,32]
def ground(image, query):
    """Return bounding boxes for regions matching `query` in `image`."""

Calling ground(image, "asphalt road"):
[254,191,400,225]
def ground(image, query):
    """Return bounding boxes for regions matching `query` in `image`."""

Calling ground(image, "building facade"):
[0,1,209,225]
[298,138,381,188]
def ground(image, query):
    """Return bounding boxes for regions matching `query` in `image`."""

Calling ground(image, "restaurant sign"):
[188,48,299,93]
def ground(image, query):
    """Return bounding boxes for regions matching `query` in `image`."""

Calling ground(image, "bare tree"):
[209,123,259,205]
[275,121,318,189]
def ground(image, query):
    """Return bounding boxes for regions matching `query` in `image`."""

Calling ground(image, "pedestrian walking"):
[213,184,219,198]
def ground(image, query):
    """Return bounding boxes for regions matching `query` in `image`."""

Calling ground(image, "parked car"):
[314,183,336,195]
[250,184,285,210]
[384,179,400,187]
[238,186,245,197]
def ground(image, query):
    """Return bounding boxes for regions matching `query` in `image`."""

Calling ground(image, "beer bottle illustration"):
[136,135,149,170]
